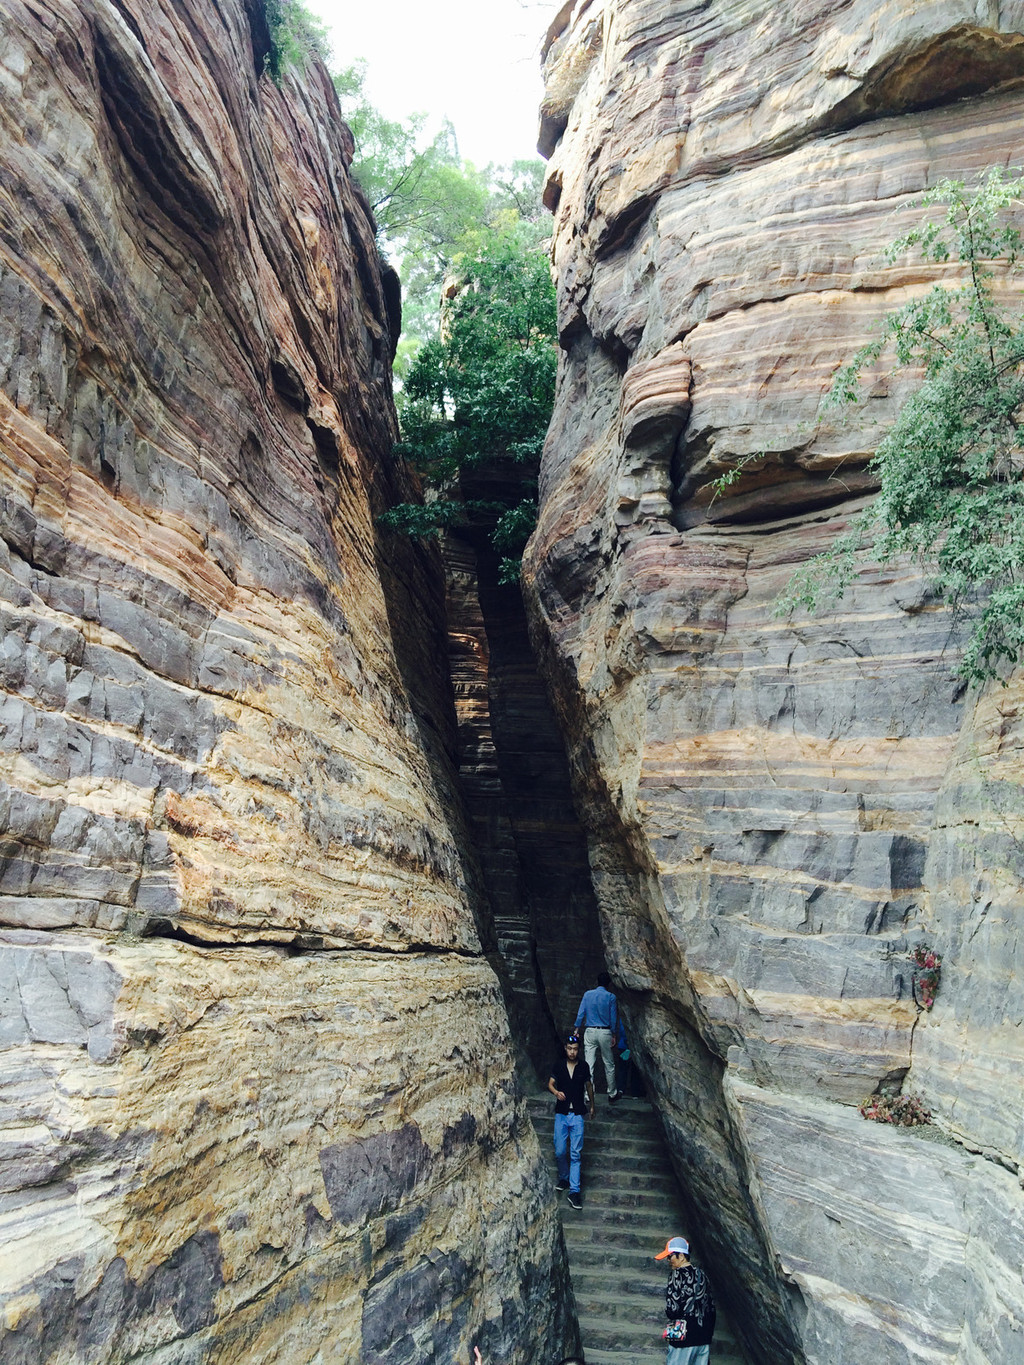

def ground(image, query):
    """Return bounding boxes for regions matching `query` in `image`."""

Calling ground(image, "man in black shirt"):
[547,1034,595,1210]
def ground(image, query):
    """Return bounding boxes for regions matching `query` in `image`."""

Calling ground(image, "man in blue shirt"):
[573,971,622,1103]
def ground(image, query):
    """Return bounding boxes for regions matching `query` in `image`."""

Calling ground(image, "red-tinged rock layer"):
[0,3,575,1362]
[527,2,1024,1361]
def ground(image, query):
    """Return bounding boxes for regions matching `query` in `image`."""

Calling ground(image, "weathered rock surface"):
[0,1,574,1360]
[528,1,1024,1361]
[0,934,568,1364]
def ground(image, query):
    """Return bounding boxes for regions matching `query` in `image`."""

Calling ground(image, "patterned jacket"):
[665,1264,716,1348]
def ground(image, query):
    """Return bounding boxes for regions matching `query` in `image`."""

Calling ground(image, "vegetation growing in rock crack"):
[332,64,553,583]
[859,1093,932,1127]
[779,168,1024,685]
[334,61,548,381]
[263,0,330,82]
[911,945,942,1011]
[378,222,557,581]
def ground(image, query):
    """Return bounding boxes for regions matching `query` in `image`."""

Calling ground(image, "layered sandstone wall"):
[0,2,574,1361]
[527,2,1024,1361]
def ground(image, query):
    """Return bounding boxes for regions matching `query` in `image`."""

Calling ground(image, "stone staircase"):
[527,1094,747,1365]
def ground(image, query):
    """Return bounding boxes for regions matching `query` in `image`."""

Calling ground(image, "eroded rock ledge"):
[527,2,1024,1362]
[0,2,574,1361]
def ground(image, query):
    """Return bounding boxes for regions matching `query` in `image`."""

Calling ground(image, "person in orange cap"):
[654,1236,716,1364]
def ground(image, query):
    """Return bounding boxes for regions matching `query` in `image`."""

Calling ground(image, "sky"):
[310,0,558,168]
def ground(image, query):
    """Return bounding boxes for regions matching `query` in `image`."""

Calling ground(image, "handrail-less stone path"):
[528,1095,747,1365]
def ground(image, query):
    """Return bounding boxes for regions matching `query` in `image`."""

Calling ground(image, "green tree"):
[379,223,558,580]
[262,18,555,578]
[784,168,1024,684]
[332,64,548,376]
[334,64,488,248]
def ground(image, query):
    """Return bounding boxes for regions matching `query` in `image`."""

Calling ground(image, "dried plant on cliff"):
[782,169,1024,685]
[910,945,942,1011]
[859,1092,932,1127]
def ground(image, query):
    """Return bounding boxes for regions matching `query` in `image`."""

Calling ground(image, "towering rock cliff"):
[0,2,575,1361]
[528,1,1024,1361]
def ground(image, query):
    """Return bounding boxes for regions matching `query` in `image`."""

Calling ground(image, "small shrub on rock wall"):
[911,945,942,1010]
[779,168,1024,685]
[860,1093,932,1126]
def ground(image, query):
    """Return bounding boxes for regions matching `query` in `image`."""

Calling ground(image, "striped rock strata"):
[527,1,1024,1361]
[0,2,574,1361]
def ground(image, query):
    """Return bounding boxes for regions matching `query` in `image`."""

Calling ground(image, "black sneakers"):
[608,1090,622,1104]
[555,1180,569,1192]
[567,1191,583,1210]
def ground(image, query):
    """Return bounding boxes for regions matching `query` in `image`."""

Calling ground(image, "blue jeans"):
[553,1112,585,1193]
[667,1347,709,1365]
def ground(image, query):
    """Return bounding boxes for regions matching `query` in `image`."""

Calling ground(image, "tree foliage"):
[784,168,1024,684]
[261,15,555,580]
[263,0,330,83]
[333,64,548,378]
[334,64,488,247]
[379,224,558,579]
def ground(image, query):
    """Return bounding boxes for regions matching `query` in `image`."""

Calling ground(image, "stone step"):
[577,1316,741,1361]
[532,1131,666,1157]
[527,1093,655,1110]
[574,1289,678,1325]
[587,1156,674,1179]
[531,1120,668,1148]
[578,1313,693,1353]
[546,1131,670,1152]
[526,1096,656,1120]
[529,1090,748,1365]
[565,1203,682,1233]
[533,1123,662,1141]
[582,1351,663,1365]
[547,1150,677,1179]
[561,1239,672,1275]
[528,1106,662,1132]
[535,1107,662,1128]
[570,1266,685,1299]
[582,1118,664,1136]
[549,1167,681,1197]
[564,1221,685,1252]
[572,1286,739,1346]
[564,1186,683,1214]
[562,1223,674,1250]
[584,1347,746,1365]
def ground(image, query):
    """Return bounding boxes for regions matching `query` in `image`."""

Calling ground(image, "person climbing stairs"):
[527,1095,748,1364]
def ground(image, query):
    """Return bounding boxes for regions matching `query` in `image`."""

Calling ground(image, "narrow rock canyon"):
[2,1,1024,1363]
